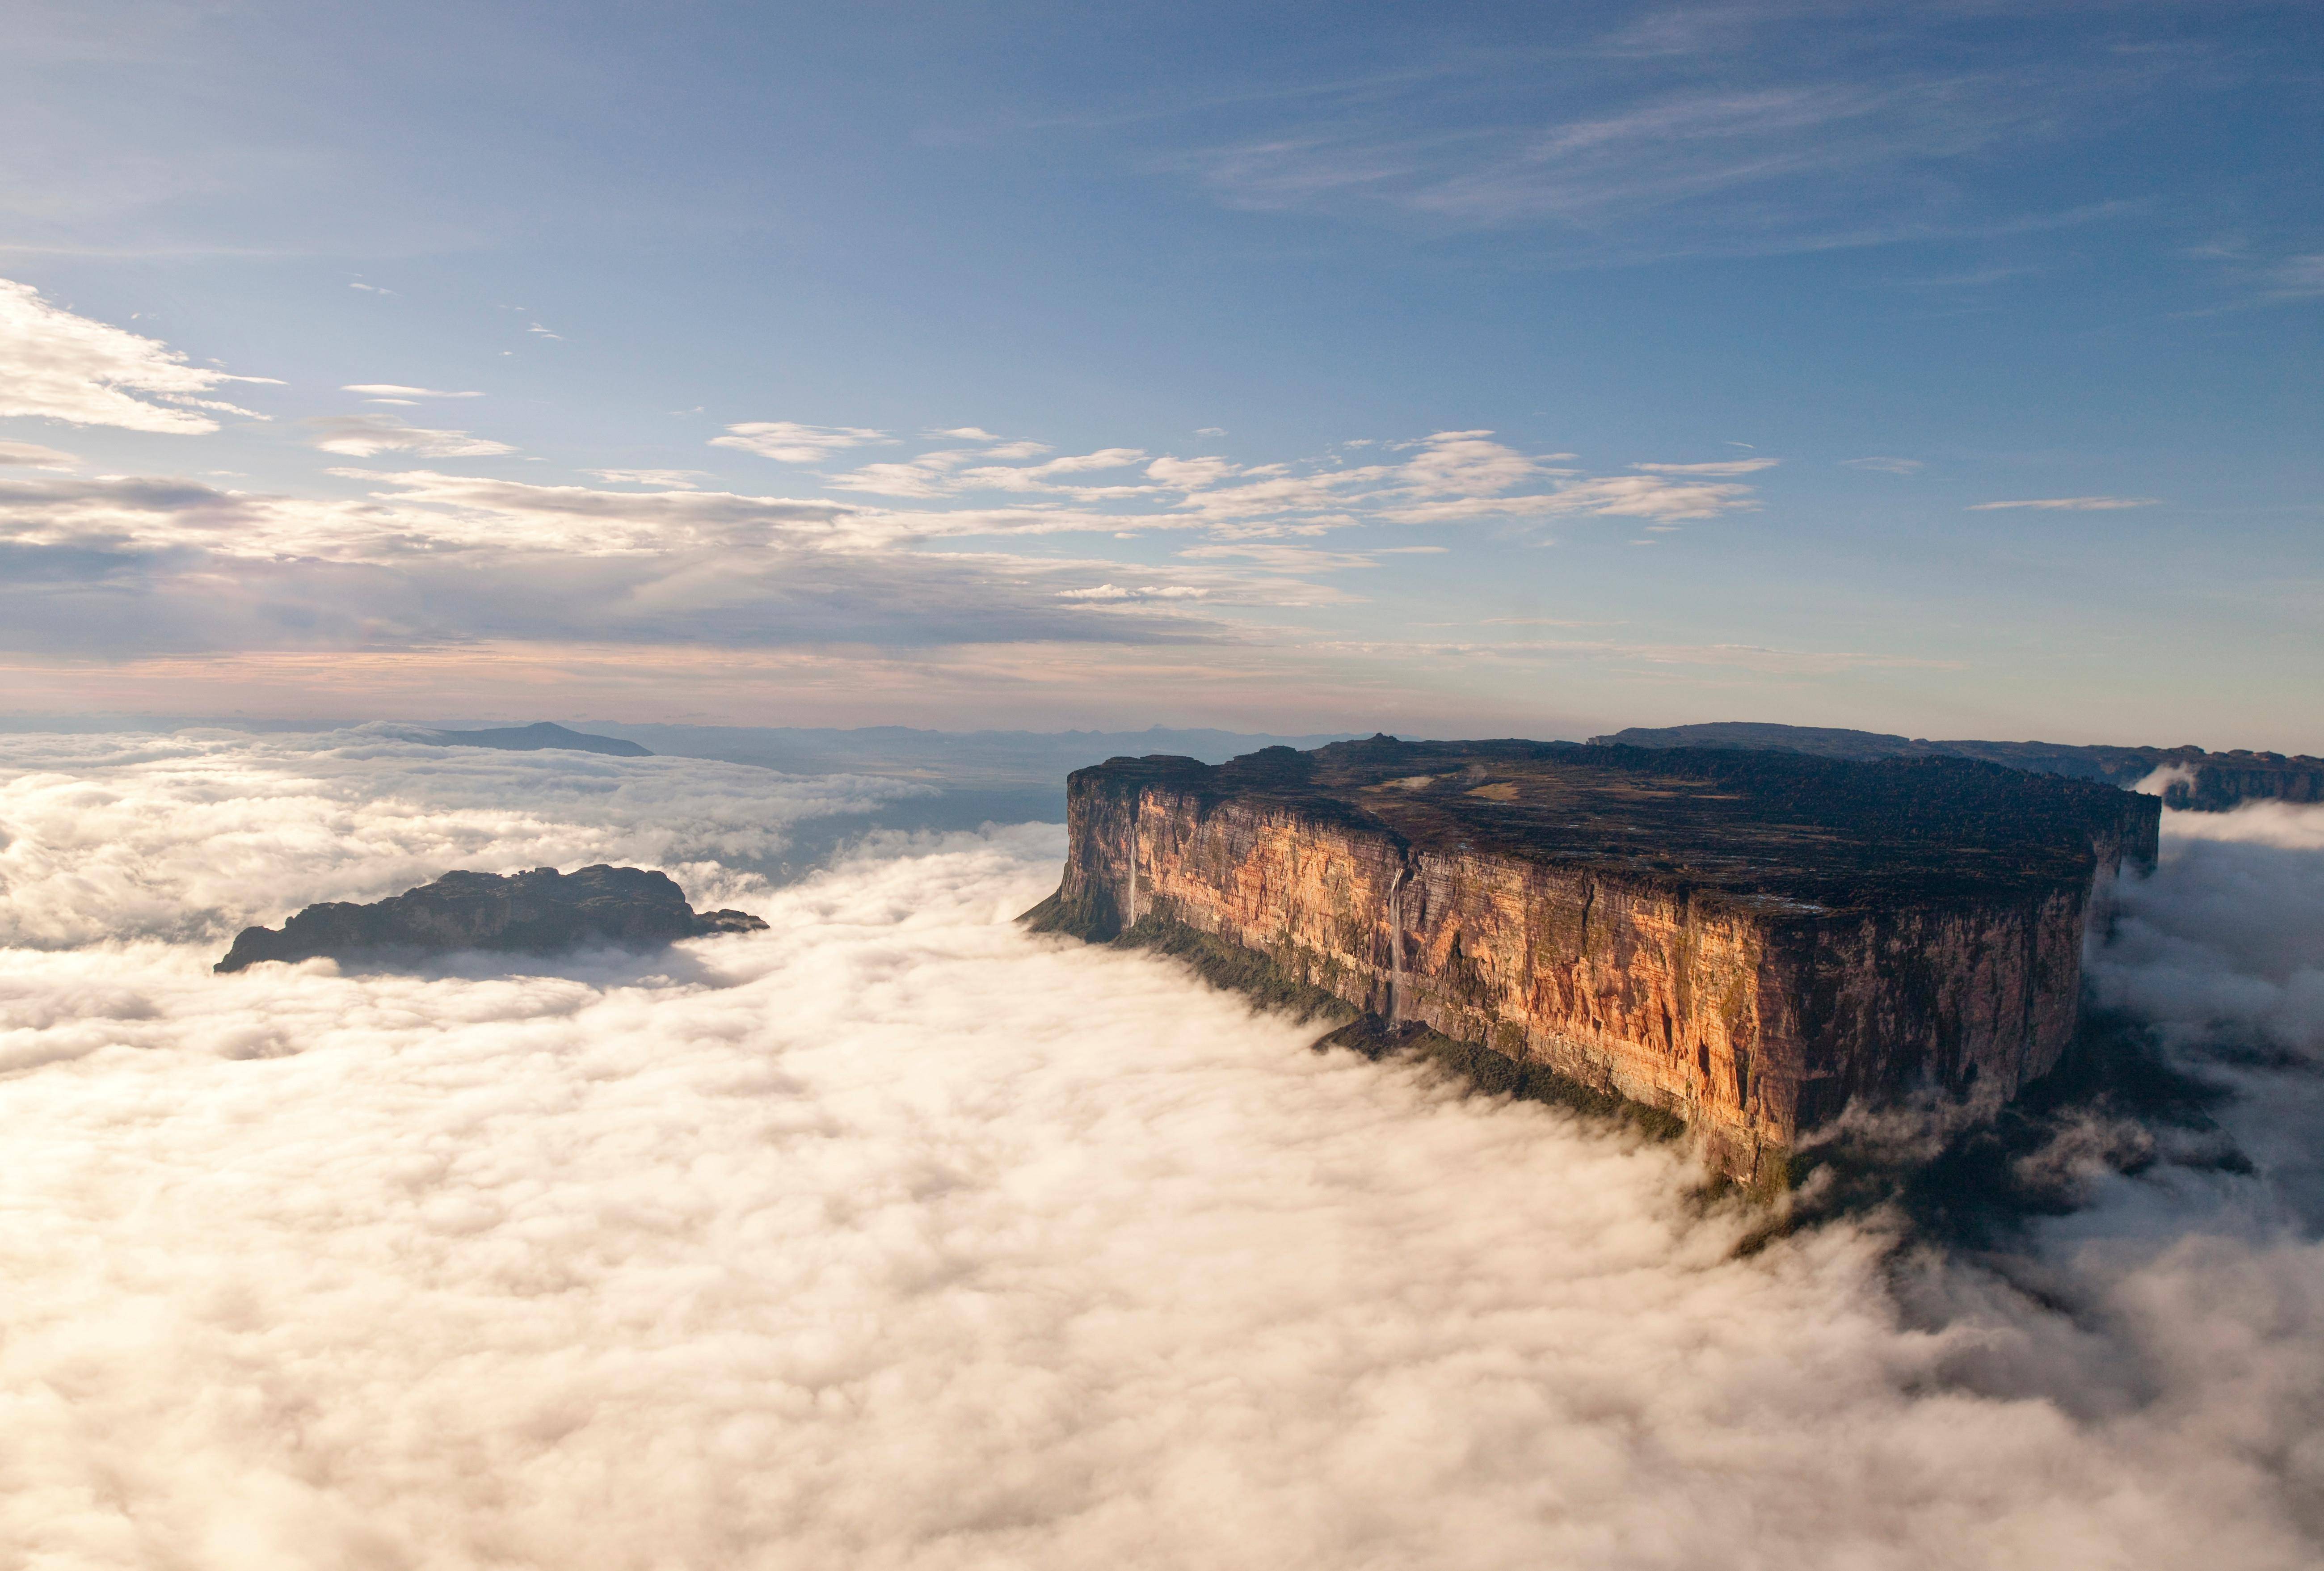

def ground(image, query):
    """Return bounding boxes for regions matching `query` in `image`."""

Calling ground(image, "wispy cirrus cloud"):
[2262,253,2324,301]
[1968,496,2160,511]
[1373,480,1748,525]
[1371,447,1762,525]
[1173,80,1980,241]
[1631,458,1778,476]
[711,421,893,462]
[1146,12,2188,266]
[305,415,516,459]
[1179,542,1384,573]
[824,442,1147,501]
[2181,241,2324,310]
[1310,633,1963,677]
[0,276,278,433]
[585,468,709,489]
[811,425,1766,533]
[342,383,483,400]
[1055,582,1210,601]
[1842,456,1924,474]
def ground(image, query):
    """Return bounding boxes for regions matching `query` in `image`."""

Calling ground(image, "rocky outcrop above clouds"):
[216,865,764,973]
[1027,737,2158,1186]
[1590,721,2322,812]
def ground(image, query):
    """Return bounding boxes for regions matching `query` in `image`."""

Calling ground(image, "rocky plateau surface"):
[216,865,764,973]
[1027,737,2159,1186]
[1592,721,2321,812]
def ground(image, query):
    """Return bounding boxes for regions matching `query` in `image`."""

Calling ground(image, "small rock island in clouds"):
[216,865,765,973]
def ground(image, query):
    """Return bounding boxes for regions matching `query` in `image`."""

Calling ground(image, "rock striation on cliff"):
[1026,737,2159,1185]
[1590,721,2322,813]
[216,865,765,973]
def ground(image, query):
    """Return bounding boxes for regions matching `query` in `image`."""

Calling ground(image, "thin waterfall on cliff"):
[1387,864,1408,1024]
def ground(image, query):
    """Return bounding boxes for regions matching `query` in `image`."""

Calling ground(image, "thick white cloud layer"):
[2087,804,2324,1229]
[2092,803,2324,1061]
[0,729,922,948]
[0,742,2317,1568]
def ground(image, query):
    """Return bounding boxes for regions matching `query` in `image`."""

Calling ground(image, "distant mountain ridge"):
[416,721,1365,854]
[420,721,652,757]
[570,722,1357,784]
[1589,722,2324,812]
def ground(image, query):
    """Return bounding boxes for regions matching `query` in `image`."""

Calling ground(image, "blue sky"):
[1,0,2317,745]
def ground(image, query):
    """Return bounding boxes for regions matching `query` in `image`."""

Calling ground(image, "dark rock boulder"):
[216,865,766,973]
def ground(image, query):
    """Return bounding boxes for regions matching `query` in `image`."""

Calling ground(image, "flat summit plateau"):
[1029,737,2160,1184]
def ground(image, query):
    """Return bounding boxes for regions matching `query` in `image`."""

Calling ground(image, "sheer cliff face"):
[1037,741,2157,1184]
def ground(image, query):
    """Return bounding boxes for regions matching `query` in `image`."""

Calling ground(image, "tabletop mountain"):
[1027,736,2158,1187]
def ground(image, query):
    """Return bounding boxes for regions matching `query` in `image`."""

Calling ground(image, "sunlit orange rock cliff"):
[1025,737,2160,1185]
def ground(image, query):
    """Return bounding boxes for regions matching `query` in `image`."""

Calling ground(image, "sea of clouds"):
[0,727,927,951]
[0,731,2317,1569]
